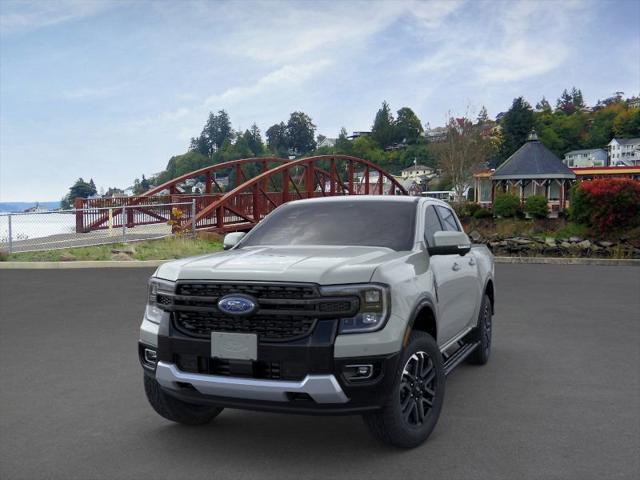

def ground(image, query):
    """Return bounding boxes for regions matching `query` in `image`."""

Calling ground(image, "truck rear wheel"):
[144,375,223,425]
[467,293,492,365]
[363,331,445,448]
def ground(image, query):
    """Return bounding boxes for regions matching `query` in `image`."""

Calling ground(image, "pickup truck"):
[139,196,494,448]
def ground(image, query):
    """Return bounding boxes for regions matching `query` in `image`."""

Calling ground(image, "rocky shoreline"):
[468,231,640,259]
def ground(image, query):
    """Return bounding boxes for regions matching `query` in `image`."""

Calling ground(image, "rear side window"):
[436,206,460,232]
[424,205,443,246]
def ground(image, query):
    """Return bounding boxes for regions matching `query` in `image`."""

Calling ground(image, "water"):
[0,213,76,243]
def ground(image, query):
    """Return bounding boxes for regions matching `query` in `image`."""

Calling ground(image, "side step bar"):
[443,341,479,376]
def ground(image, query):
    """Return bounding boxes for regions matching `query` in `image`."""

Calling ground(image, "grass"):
[2,236,224,262]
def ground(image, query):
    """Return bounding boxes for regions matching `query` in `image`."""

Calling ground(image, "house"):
[608,138,640,166]
[473,130,576,216]
[401,164,435,184]
[347,131,371,140]
[317,137,337,148]
[572,166,640,181]
[563,148,608,168]
[424,126,447,143]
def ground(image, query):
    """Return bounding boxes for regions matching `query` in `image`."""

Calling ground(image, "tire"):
[143,375,223,425]
[467,294,492,365]
[363,331,445,448]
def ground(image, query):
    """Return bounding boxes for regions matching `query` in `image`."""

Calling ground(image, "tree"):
[395,107,424,144]
[613,109,640,137]
[499,97,535,163]
[371,101,395,148]
[335,127,352,154]
[266,122,289,155]
[571,87,585,111]
[243,123,264,156]
[535,97,552,113]
[286,111,316,154]
[198,110,233,156]
[436,115,490,201]
[556,89,575,114]
[61,178,98,208]
[477,106,490,124]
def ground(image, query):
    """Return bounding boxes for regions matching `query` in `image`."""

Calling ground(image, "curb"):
[494,256,640,266]
[1,257,639,269]
[0,260,168,269]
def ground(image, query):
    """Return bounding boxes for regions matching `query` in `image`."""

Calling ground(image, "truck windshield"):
[240,200,417,251]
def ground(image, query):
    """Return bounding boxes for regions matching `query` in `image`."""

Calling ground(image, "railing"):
[0,201,195,254]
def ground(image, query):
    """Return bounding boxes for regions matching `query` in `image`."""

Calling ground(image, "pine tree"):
[536,97,552,113]
[371,101,395,148]
[477,106,489,124]
[499,97,535,164]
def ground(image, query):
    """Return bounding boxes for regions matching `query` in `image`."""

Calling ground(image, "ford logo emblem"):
[217,295,257,316]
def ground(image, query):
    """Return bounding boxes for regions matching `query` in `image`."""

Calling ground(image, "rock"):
[468,230,483,243]
[577,240,591,249]
[568,236,582,243]
[545,237,556,247]
[59,253,76,261]
[111,252,134,261]
[560,242,572,249]
[111,248,135,255]
[597,241,614,248]
[512,238,533,245]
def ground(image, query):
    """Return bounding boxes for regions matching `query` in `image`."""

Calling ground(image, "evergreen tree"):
[499,97,535,163]
[335,127,352,154]
[243,123,264,156]
[571,87,585,110]
[477,106,490,124]
[200,110,233,155]
[535,97,552,113]
[371,101,395,148]
[556,89,576,114]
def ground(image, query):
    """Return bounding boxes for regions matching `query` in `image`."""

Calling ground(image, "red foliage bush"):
[570,179,640,233]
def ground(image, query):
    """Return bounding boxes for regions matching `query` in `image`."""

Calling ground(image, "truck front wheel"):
[363,331,445,448]
[143,375,223,425]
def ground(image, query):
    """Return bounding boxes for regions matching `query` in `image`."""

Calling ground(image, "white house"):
[608,138,640,166]
[401,164,435,184]
[563,148,608,168]
[317,137,337,148]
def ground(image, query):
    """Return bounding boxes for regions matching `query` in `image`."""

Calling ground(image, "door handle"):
[469,257,476,266]
[452,262,461,271]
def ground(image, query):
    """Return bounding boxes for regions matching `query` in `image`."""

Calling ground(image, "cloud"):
[62,83,126,100]
[205,60,333,105]
[0,0,116,35]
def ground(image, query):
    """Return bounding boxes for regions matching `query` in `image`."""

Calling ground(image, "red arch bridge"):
[75,155,409,235]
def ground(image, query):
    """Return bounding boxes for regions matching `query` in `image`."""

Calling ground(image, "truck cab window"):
[424,205,443,246]
[436,206,460,232]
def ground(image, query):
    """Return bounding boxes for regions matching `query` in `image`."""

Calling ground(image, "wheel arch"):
[403,298,438,347]
[484,278,495,313]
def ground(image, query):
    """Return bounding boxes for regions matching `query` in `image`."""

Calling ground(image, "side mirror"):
[428,231,471,256]
[223,232,246,250]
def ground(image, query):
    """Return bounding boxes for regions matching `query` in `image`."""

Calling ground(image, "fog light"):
[343,364,373,381]
[144,348,157,365]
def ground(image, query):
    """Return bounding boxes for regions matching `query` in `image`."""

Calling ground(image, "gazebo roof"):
[493,131,576,180]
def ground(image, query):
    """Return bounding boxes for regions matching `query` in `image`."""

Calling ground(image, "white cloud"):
[0,0,116,35]
[62,83,126,100]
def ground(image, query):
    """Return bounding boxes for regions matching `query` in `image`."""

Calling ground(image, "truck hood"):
[154,246,407,284]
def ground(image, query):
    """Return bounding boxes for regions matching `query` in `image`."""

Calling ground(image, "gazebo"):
[474,131,576,216]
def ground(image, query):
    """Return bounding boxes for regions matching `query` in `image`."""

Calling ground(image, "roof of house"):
[564,148,607,156]
[609,137,640,146]
[493,131,576,180]
[402,164,433,172]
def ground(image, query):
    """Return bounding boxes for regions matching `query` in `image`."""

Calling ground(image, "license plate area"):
[211,332,257,361]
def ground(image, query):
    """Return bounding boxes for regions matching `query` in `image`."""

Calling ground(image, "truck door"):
[424,205,480,344]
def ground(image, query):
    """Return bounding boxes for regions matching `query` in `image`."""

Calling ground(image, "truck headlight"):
[146,278,175,324]
[320,284,390,334]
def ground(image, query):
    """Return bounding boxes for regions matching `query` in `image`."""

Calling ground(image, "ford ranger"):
[139,196,494,448]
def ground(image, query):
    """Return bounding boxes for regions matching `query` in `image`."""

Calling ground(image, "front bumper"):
[140,315,401,415]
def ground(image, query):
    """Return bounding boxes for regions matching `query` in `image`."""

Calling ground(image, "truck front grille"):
[174,311,316,341]
[167,282,358,342]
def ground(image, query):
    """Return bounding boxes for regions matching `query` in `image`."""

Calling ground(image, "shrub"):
[524,195,549,219]
[570,179,640,233]
[493,193,520,218]
[453,202,481,219]
[473,208,493,219]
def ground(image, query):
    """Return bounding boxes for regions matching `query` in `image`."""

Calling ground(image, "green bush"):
[473,208,493,219]
[493,193,521,218]
[524,195,549,219]
[453,202,481,219]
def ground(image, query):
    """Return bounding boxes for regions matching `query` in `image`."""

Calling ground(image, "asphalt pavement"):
[0,265,639,480]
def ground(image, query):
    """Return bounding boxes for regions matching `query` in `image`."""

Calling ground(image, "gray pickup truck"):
[139,196,494,448]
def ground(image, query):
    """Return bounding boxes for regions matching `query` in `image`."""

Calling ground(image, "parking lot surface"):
[1,265,639,480]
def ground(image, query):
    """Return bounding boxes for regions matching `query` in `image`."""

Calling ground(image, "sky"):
[0,0,639,202]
